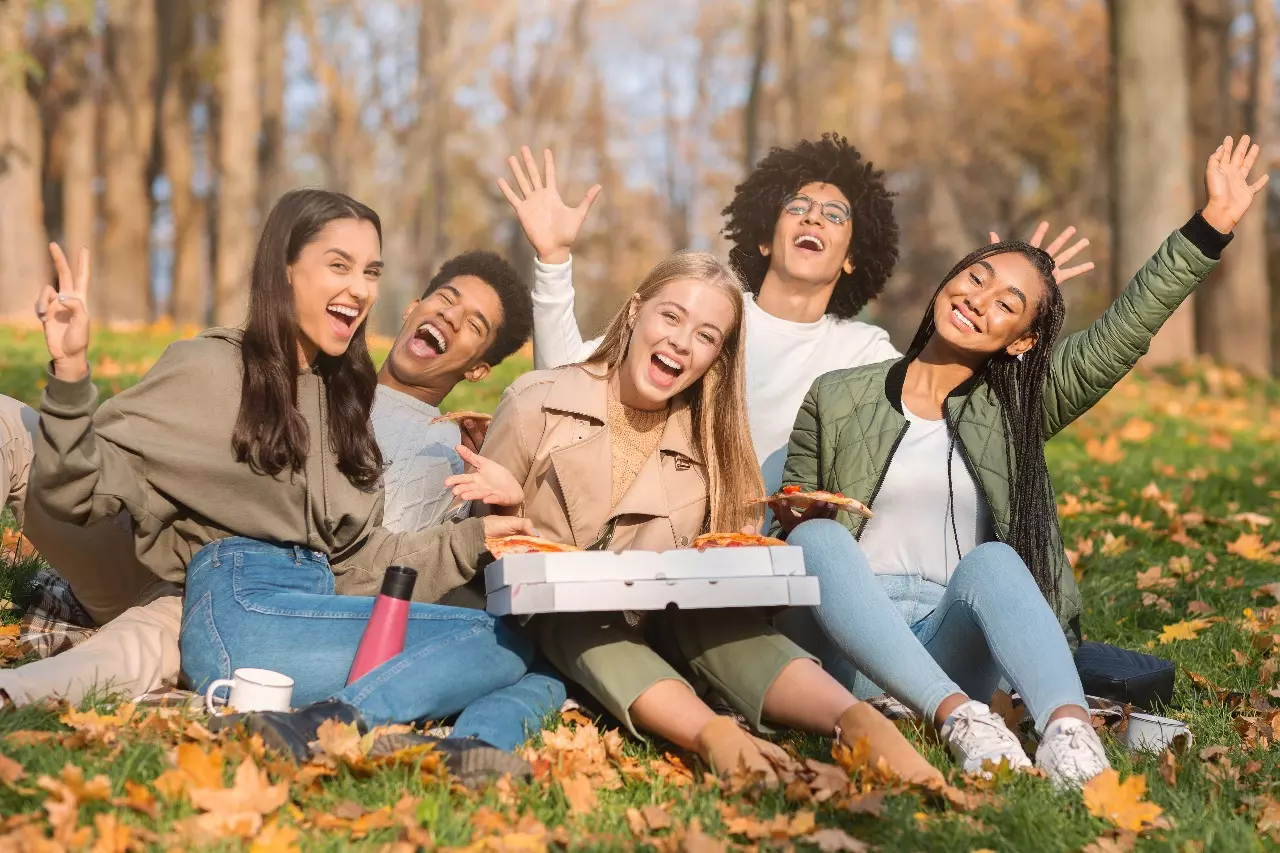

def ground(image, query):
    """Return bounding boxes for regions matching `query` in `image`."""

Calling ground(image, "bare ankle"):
[1046,705,1091,726]
[933,692,970,730]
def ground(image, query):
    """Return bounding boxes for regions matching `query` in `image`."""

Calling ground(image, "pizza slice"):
[751,485,874,519]
[691,532,788,551]
[431,410,493,426]
[485,535,581,559]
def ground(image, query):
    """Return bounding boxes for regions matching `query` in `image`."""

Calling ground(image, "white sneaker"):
[939,700,1032,776]
[1035,717,1110,788]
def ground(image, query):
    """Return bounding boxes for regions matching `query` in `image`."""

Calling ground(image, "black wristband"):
[1179,210,1233,260]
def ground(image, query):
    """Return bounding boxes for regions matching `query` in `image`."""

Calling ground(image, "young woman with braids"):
[770,136,1269,788]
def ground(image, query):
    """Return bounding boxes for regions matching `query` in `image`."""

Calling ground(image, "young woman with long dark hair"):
[770,136,1268,788]
[32,189,536,775]
[449,251,944,787]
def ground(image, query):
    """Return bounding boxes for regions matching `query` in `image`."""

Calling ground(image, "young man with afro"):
[498,136,1091,498]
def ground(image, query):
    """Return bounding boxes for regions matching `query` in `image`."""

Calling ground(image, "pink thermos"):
[347,565,418,685]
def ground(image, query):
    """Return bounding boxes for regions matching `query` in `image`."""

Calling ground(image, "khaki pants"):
[537,609,815,737]
[0,395,180,704]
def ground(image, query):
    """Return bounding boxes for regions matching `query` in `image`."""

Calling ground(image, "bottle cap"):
[381,565,418,600]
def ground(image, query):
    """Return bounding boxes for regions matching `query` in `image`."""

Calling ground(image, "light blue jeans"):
[180,537,563,750]
[781,520,1087,731]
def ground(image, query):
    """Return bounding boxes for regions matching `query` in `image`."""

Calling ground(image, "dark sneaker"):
[368,732,532,787]
[208,699,362,762]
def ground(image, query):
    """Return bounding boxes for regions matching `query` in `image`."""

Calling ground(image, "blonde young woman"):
[447,251,942,785]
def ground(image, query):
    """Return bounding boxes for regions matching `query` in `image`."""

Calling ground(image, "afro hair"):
[422,250,533,366]
[720,132,899,321]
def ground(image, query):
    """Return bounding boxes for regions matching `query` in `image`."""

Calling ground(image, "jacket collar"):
[543,364,703,464]
[883,356,983,415]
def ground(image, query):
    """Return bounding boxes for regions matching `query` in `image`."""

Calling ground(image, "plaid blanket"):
[18,569,98,659]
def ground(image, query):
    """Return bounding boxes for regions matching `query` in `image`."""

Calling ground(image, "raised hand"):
[497,147,602,265]
[1202,134,1269,234]
[445,446,525,507]
[457,417,490,456]
[989,222,1095,285]
[36,243,92,381]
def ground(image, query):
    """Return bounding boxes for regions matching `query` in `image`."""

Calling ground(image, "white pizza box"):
[484,546,805,594]
[486,575,820,616]
[485,547,807,592]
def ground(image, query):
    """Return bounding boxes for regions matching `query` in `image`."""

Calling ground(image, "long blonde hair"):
[587,250,764,533]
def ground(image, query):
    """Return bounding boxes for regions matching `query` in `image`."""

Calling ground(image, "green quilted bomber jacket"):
[770,216,1230,650]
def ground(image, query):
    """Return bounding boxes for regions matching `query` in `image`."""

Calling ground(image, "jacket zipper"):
[854,421,910,539]
[942,403,1002,544]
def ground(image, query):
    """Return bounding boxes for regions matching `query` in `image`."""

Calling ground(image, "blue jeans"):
[782,520,1087,731]
[180,537,548,745]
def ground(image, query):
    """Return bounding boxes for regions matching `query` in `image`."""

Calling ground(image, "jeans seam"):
[342,622,490,706]
[181,590,231,683]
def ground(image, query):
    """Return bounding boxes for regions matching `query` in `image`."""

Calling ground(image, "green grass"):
[2,327,1279,851]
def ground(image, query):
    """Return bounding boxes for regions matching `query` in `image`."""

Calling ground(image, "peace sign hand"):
[498,147,602,265]
[36,243,92,381]
[1202,134,1269,234]
[988,222,1095,285]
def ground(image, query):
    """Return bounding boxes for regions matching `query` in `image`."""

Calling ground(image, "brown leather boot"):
[836,702,945,787]
[695,717,778,785]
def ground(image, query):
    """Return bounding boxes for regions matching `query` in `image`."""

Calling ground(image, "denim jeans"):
[451,663,566,751]
[179,537,541,737]
[782,520,1087,731]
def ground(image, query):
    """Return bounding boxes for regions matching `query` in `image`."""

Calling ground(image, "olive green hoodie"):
[33,327,485,603]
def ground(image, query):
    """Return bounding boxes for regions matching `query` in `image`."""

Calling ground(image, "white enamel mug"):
[204,667,294,715]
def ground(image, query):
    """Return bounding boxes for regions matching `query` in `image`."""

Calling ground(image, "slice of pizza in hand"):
[431,410,493,426]
[691,532,788,551]
[485,535,581,559]
[753,485,874,519]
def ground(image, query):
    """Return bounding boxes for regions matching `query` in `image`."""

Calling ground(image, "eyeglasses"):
[781,193,852,226]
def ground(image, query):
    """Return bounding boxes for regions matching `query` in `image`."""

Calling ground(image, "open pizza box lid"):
[484,546,805,595]
[487,575,819,616]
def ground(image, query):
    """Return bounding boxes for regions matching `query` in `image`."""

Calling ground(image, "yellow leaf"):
[1159,619,1216,644]
[1227,533,1280,563]
[312,719,364,763]
[1083,769,1165,832]
[1086,436,1125,464]
[0,751,25,785]
[1100,533,1130,557]
[1119,418,1155,443]
[91,813,134,853]
[188,758,288,818]
[251,821,302,853]
[559,773,597,814]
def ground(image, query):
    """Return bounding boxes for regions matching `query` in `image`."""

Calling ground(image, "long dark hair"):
[231,189,385,490]
[905,241,1065,604]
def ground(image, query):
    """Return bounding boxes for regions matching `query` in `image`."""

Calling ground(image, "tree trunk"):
[850,0,890,145]
[60,95,97,263]
[160,0,207,328]
[1250,0,1280,377]
[1187,0,1269,374]
[258,0,287,218]
[100,0,158,326]
[1109,0,1195,365]
[743,0,770,172]
[0,0,50,322]
[213,0,262,327]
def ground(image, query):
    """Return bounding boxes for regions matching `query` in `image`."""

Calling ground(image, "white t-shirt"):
[529,256,902,498]
[857,403,993,585]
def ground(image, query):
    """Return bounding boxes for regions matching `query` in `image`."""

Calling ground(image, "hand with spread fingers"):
[445,446,525,508]
[1201,134,1269,234]
[988,222,1095,285]
[498,146,602,265]
[36,243,92,382]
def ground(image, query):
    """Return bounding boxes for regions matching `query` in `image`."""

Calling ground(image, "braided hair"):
[904,241,1065,606]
